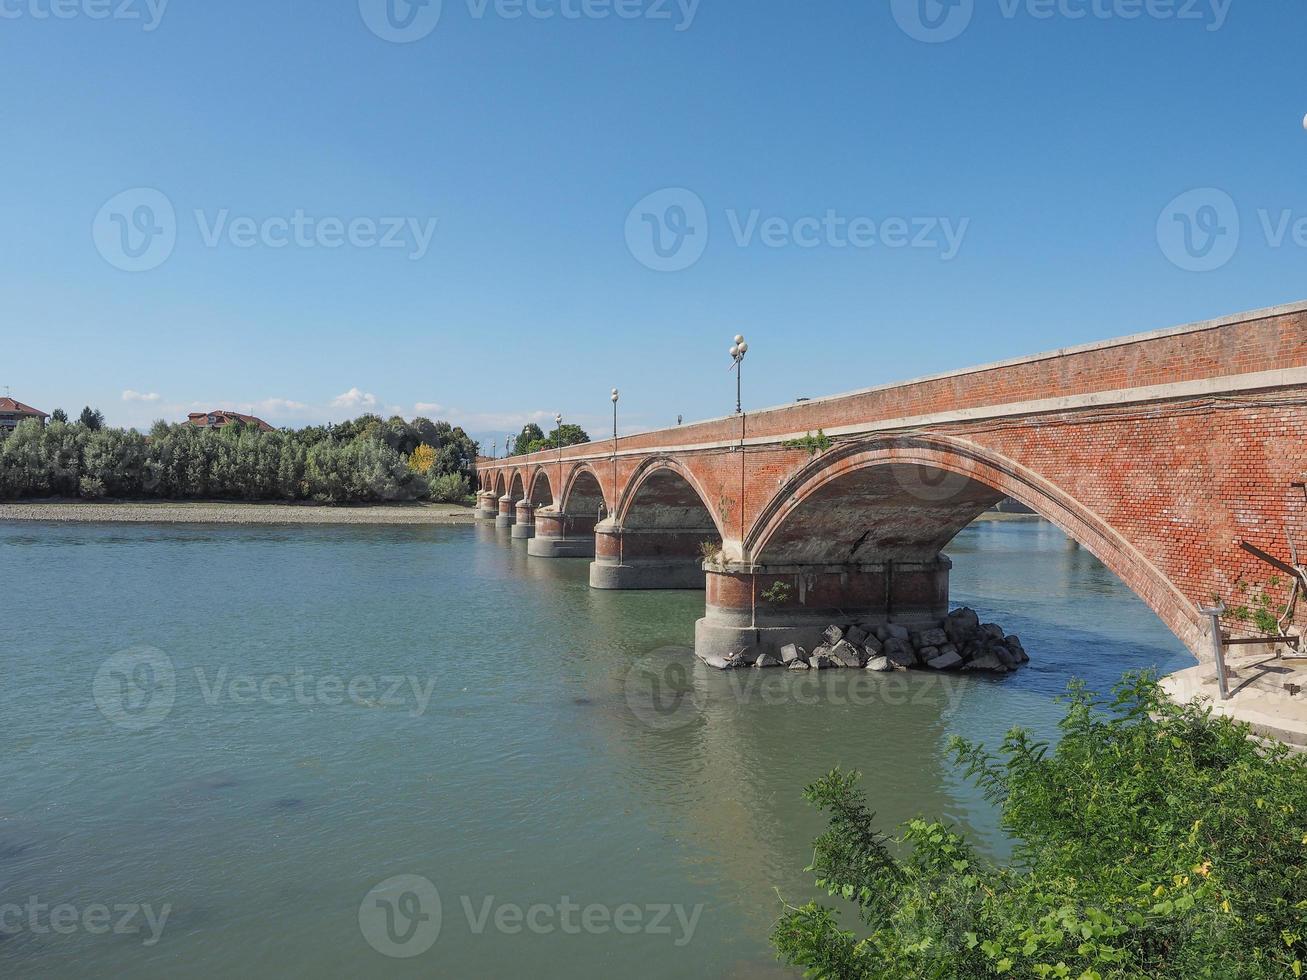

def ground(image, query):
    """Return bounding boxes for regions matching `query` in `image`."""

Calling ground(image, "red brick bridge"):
[476,302,1307,666]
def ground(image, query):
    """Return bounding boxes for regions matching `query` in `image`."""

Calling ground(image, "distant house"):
[187,410,275,432]
[0,397,49,433]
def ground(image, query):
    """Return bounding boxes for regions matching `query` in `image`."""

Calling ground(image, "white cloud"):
[414,402,444,415]
[121,389,161,403]
[247,398,309,416]
[331,387,378,410]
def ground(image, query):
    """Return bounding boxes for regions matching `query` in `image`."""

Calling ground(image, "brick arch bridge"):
[477,302,1307,666]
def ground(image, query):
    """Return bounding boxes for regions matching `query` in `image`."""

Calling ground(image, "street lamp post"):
[555,413,564,513]
[729,334,749,415]
[611,389,619,512]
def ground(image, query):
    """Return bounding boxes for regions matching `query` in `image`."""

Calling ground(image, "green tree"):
[50,408,68,424]
[772,674,1307,979]
[77,406,104,431]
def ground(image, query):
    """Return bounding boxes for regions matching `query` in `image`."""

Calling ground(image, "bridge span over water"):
[476,302,1307,666]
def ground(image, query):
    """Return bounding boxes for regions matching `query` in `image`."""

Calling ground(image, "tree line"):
[0,413,479,504]
[507,421,590,456]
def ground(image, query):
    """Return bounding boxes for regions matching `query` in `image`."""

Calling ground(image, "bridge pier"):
[496,495,515,528]
[476,491,498,520]
[511,500,535,539]
[694,556,952,666]
[528,510,598,558]
[589,521,710,590]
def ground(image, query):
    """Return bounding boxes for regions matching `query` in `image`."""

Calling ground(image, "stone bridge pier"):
[475,490,498,520]
[695,557,953,664]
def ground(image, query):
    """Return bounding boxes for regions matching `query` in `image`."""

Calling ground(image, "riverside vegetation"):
[0,414,481,504]
[771,674,1307,979]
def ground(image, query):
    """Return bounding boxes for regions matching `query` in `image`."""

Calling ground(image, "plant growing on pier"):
[761,581,793,604]
[699,540,723,564]
[772,673,1307,979]
[782,430,834,457]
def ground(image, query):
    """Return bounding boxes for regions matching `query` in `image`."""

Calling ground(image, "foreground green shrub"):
[773,674,1307,979]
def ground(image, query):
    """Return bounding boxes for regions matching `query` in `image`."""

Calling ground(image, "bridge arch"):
[493,471,506,498]
[617,456,724,539]
[748,434,1203,653]
[561,464,608,518]
[508,470,525,502]
[527,467,554,507]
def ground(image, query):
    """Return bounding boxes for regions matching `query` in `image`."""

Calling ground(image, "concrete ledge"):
[529,536,595,558]
[589,560,705,590]
[510,523,534,539]
[1162,662,1307,750]
[495,514,514,528]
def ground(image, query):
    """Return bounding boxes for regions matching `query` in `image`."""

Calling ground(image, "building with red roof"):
[187,410,275,433]
[0,397,49,434]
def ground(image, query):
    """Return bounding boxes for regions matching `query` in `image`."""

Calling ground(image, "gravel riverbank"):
[0,500,477,526]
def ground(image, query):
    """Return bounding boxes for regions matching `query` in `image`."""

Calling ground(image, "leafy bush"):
[772,674,1307,979]
[428,473,470,504]
[78,475,106,499]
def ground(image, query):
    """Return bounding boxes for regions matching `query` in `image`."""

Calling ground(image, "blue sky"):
[3,0,1304,446]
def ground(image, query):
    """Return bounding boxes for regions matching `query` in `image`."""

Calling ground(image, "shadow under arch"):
[746,433,1203,657]
[493,471,506,498]
[508,470,525,502]
[592,457,723,591]
[560,463,608,519]
[527,467,554,507]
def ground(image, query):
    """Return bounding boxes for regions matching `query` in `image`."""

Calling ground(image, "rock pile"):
[729,607,1030,673]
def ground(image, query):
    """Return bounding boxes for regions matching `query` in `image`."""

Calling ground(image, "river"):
[0,517,1192,978]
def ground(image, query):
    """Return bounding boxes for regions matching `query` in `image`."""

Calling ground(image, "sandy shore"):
[0,500,477,526]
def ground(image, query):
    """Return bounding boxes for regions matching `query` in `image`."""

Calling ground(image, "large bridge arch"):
[736,433,1203,656]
